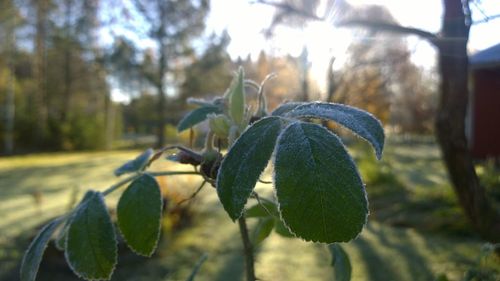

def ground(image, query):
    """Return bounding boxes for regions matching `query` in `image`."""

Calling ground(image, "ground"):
[0,137,498,281]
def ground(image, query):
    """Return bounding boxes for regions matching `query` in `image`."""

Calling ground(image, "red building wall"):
[471,67,500,158]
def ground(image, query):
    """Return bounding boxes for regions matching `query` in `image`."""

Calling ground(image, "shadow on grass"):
[352,236,404,281]
[0,229,173,281]
[212,250,245,281]
[0,234,27,281]
[0,161,111,197]
[366,224,434,281]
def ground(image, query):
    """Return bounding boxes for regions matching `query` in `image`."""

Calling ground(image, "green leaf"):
[65,191,117,280]
[274,122,368,243]
[329,244,352,281]
[20,218,63,281]
[245,201,278,218]
[55,191,94,251]
[271,102,305,116]
[216,117,284,221]
[228,67,245,126]
[252,217,275,245]
[208,113,231,138]
[274,218,295,238]
[177,105,223,132]
[285,102,385,159]
[55,218,71,251]
[114,148,154,176]
[117,174,162,256]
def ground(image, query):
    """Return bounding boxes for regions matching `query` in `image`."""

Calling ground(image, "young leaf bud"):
[228,67,245,126]
[208,114,231,139]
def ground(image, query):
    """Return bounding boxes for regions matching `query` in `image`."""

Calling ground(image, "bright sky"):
[206,0,500,85]
[105,0,500,102]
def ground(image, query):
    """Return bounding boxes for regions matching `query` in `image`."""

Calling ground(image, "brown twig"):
[336,19,439,46]
[177,180,207,205]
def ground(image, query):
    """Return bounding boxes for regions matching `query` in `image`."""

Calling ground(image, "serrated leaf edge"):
[286,102,385,159]
[64,192,118,281]
[116,173,163,257]
[270,102,306,116]
[216,116,285,221]
[272,121,369,243]
[56,192,95,251]
[54,214,75,251]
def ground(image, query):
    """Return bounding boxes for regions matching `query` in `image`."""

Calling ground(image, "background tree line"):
[1,0,436,155]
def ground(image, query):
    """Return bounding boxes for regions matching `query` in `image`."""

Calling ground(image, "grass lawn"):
[0,138,498,281]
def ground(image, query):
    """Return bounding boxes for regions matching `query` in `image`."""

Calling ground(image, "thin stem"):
[227,105,256,281]
[238,216,256,281]
[204,131,216,151]
[147,145,202,167]
[148,171,200,177]
[177,180,207,205]
[256,73,276,116]
[102,171,200,196]
[251,192,275,218]
[102,173,141,196]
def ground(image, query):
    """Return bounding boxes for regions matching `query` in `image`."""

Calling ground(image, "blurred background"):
[0,0,499,280]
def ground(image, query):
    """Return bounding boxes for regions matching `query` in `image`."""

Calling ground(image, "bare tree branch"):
[253,0,324,21]
[132,0,155,25]
[336,19,439,46]
[473,13,500,24]
[472,0,488,21]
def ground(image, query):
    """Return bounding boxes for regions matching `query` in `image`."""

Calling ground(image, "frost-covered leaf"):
[187,97,214,107]
[56,191,94,251]
[20,218,63,281]
[117,174,162,257]
[177,105,223,132]
[329,244,352,281]
[55,217,72,251]
[114,148,154,176]
[245,200,278,218]
[271,102,305,116]
[65,191,117,280]
[217,116,284,221]
[274,122,368,243]
[228,67,245,126]
[252,217,275,245]
[285,102,384,159]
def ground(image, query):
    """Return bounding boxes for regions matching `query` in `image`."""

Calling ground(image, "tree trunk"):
[5,25,15,155]
[156,41,167,148]
[326,57,336,102]
[33,0,49,147]
[155,0,168,148]
[435,0,500,242]
[300,46,310,101]
[61,0,73,123]
[104,90,114,150]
